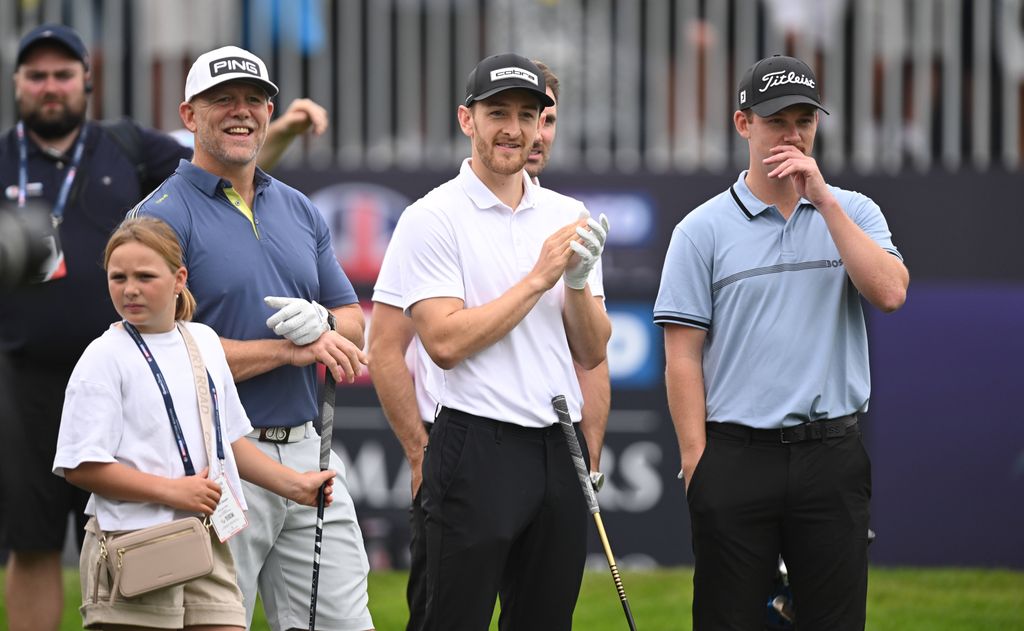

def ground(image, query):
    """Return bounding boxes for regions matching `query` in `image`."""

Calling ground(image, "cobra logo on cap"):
[489,67,538,85]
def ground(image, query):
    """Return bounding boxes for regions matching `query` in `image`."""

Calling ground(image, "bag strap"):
[176,323,219,474]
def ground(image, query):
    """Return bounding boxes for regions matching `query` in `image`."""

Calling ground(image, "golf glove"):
[563,210,610,290]
[264,296,331,346]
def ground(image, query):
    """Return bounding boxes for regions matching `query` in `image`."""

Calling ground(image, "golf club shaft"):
[551,395,638,631]
[310,327,337,631]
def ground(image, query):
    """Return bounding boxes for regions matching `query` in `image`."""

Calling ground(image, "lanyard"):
[122,321,225,475]
[16,120,87,225]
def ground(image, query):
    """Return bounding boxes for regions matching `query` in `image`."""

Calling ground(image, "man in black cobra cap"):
[393,52,612,630]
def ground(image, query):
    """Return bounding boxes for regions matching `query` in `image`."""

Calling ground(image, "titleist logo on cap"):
[209,57,262,78]
[489,67,538,85]
[759,70,815,93]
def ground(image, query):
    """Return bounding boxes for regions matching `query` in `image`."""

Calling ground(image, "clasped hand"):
[265,296,330,346]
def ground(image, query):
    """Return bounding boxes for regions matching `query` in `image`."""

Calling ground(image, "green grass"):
[5,566,1022,630]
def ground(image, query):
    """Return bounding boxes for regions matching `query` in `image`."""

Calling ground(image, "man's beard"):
[195,130,262,169]
[20,101,87,141]
[475,135,528,176]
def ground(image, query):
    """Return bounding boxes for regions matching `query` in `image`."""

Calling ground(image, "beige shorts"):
[79,516,247,629]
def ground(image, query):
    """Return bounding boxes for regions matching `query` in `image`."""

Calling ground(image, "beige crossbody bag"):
[93,322,221,600]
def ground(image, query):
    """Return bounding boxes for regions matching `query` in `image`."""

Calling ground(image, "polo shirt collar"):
[457,158,537,212]
[729,170,812,220]
[175,159,272,197]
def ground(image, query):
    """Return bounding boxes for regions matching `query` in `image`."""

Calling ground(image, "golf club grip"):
[551,395,599,514]
[319,376,335,472]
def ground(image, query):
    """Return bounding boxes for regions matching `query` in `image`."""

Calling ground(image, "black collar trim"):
[729,185,755,220]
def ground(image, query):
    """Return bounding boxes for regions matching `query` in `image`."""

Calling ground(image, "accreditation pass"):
[211,476,248,542]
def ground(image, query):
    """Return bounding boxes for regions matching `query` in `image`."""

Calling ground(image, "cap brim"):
[189,76,279,101]
[468,85,554,108]
[749,94,827,117]
[750,94,829,117]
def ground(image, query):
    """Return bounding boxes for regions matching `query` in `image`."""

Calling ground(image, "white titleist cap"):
[184,45,279,101]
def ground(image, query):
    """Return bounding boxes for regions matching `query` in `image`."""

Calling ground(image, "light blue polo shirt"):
[130,160,357,428]
[654,171,903,428]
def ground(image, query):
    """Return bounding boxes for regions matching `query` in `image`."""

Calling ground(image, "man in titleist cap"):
[0,25,325,631]
[655,54,908,630]
[130,45,374,631]
[396,52,611,629]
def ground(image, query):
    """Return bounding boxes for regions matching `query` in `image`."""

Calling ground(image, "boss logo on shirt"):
[209,57,262,78]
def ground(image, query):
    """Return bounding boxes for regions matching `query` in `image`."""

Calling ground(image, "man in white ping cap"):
[131,45,375,631]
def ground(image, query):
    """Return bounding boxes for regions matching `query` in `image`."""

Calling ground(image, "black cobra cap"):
[464,53,555,109]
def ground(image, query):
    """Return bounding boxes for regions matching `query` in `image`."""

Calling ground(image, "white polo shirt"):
[372,214,441,423]
[400,159,604,428]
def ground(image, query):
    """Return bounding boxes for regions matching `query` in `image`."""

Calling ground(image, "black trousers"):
[687,421,871,631]
[0,354,89,551]
[406,422,431,631]
[421,407,589,631]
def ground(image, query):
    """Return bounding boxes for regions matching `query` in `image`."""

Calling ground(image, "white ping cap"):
[184,45,279,102]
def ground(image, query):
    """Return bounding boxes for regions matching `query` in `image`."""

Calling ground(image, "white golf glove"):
[264,296,331,346]
[563,210,610,290]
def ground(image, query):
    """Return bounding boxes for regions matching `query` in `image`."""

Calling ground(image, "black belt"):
[441,407,563,437]
[708,415,859,444]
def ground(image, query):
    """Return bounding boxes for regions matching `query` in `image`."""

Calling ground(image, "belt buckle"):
[780,425,805,444]
[260,427,291,443]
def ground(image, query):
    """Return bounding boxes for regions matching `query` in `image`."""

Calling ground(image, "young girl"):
[53,217,335,630]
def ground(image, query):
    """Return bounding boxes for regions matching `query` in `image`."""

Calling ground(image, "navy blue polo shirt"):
[0,121,190,365]
[132,160,357,428]
[654,171,903,428]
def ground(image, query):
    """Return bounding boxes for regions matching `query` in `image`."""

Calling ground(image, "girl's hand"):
[164,466,222,515]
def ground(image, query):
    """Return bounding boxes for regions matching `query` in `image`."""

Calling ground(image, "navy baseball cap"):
[737,55,828,116]
[17,23,89,69]
[464,53,555,109]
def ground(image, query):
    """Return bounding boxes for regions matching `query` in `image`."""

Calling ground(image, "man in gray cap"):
[396,52,611,629]
[655,54,909,631]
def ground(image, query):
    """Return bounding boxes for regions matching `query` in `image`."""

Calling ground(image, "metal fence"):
[2,0,1022,173]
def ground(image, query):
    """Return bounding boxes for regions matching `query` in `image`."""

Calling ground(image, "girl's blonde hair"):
[103,217,196,321]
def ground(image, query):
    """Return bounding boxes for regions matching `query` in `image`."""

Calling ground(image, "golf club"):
[308,315,337,631]
[552,394,638,631]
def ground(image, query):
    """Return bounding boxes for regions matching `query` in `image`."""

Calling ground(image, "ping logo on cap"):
[489,67,538,85]
[209,57,262,78]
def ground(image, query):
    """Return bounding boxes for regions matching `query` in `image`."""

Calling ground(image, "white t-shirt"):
[372,214,441,423]
[53,321,253,531]
[400,159,604,427]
